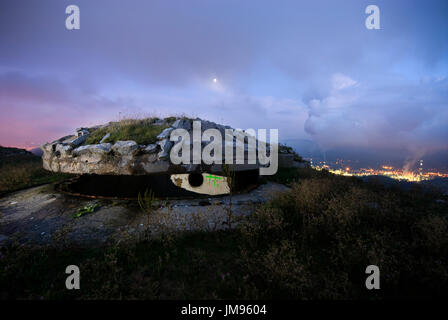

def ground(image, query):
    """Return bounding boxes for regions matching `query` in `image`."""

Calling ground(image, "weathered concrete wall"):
[40,118,273,175]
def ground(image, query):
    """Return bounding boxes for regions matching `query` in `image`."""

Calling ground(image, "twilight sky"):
[0,0,447,162]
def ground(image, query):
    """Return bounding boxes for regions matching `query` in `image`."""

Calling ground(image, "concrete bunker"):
[58,170,259,199]
[41,117,270,200]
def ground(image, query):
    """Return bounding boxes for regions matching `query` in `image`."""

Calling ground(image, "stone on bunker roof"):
[111,141,139,156]
[144,144,159,154]
[55,144,73,157]
[172,118,192,131]
[75,128,90,137]
[99,133,111,143]
[73,143,112,156]
[157,139,173,160]
[157,127,174,140]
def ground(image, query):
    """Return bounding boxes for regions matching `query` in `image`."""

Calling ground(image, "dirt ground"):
[0,182,288,247]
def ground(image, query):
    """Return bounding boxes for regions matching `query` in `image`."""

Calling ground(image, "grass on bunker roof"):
[85,117,179,145]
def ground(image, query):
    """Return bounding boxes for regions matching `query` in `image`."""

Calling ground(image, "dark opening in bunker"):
[57,170,260,199]
[188,173,204,187]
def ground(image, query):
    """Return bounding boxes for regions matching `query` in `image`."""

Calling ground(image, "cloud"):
[0,0,447,156]
[331,73,358,91]
[304,74,448,156]
[0,70,310,148]
[0,72,136,147]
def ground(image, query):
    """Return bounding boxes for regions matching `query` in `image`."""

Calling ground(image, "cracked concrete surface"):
[0,182,289,247]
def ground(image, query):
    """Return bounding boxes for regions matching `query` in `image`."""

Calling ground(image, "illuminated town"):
[309,159,448,182]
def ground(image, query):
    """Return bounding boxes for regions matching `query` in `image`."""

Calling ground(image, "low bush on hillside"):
[236,173,448,299]
[1,168,447,299]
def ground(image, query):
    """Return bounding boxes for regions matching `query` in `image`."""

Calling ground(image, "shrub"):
[237,173,448,299]
[85,117,176,145]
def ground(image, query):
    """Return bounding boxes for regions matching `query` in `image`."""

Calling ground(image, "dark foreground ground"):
[1,150,448,299]
[0,181,288,246]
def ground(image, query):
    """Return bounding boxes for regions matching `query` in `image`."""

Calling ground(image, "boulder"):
[41,143,55,153]
[73,143,112,162]
[157,127,174,140]
[99,133,111,143]
[74,143,111,155]
[55,144,73,157]
[172,118,192,131]
[70,135,88,147]
[144,144,159,154]
[157,139,172,160]
[111,141,138,155]
[75,128,89,137]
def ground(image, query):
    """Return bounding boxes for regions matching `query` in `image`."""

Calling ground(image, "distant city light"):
[308,158,448,182]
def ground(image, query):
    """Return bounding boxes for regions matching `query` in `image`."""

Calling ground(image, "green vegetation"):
[85,117,177,145]
[1,167,447,299]
[138,188,159,236]
[164,116,178,124]
[138,189,158,215]
[73,202,100,219]
[0,150,71,196]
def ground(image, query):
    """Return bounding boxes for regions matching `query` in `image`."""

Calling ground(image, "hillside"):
[0,146,35,162]
[1,166,448,299]
[0,146,71,195]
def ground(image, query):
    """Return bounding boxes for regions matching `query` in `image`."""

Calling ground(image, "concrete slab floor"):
[0,182,289,247]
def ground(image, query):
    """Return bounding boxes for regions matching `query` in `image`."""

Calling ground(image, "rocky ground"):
[0,182,288,247]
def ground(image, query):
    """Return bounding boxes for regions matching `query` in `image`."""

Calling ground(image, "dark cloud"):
[304,74,448,156]
[0,0,446,158]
